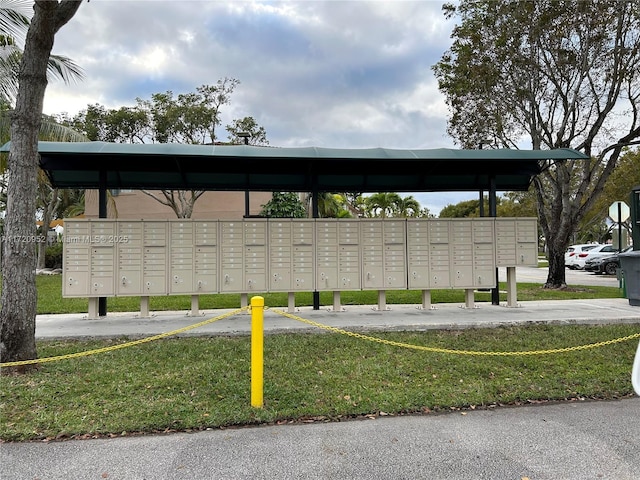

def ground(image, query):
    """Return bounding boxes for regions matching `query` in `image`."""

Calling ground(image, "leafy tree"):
[343,192,365,217]
[138,78,240,145]
[68,81,269,219]
[140,190,206,219]
[497,191,537,218]
[59,103,107,141]
[226,116,269,146]
[260,192,307,218]
[417,207,435,219]
[1,0,82,368]
[433,0,640,287]
[439,199,481,218]
[580,148,640,243]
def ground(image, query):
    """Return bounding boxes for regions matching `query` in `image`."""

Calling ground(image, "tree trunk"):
[37,187,59,270]
[0,1,82,369]
[545,244,567,289]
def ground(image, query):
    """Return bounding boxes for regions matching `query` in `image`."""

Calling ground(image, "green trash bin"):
[619,251,640,306]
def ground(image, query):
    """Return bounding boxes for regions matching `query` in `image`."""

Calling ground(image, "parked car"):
[584,246,633,275]
[573,244,620,270]
[565,244,600,269]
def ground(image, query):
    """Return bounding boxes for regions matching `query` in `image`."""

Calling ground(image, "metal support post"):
[251,296,264,408]
[140,296,150,317]
[190,295,199,316]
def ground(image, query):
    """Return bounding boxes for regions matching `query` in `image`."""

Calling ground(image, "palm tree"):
[394,195,421,218]
[1,0,84,103]
[364,192,402,218]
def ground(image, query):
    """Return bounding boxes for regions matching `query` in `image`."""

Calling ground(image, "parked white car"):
[571,244,620,270]
[565,244,600,269]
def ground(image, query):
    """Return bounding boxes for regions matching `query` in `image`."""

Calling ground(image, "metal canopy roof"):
[1,141,589,192]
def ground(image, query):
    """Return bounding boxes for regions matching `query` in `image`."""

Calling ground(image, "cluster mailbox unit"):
[63,217,538,317]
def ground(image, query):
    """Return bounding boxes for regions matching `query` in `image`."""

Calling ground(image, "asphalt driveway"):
[2,398,639,480]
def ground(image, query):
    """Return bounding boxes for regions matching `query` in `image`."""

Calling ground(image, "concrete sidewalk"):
[36,298,640,339]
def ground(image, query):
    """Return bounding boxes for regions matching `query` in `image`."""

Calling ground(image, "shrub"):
[45,242,63,269]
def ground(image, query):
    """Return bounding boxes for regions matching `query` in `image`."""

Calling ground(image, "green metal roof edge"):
[0,141,589,160]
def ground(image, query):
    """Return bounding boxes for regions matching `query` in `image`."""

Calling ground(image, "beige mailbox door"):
[495,218,517,267]
[516,219,538,266]
[220,221,243,292]
[142,221,167,295]
[429,220,451,288]
[244,219,267,292]
[338,220,360,290]
[88,220,116,296]
[169,221,194,294]
[269,219,292,292]
[495,218,538,267]
[194,221,218,293]
[384,220,407,289]
[451,219,473,288]
[361,220,384,289]
[316,221,338,290]
[292,219,314,291]
[63,220,90,297]
[472,218,496,287]
[116,221,142,295]
[407,219,430,289]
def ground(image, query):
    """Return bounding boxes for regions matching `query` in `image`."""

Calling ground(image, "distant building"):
[83,190,273,219]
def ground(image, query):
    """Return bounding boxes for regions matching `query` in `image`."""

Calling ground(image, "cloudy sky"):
[43,0,475,215]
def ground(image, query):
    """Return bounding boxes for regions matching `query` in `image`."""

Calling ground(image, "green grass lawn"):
[1,324,637,442]
[0,274,634,442]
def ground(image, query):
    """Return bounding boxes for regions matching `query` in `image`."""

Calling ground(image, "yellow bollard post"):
[251,296,264,408]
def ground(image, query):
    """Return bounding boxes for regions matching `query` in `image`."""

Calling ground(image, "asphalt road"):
[2,398,639,480]
[499,265,621,287]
